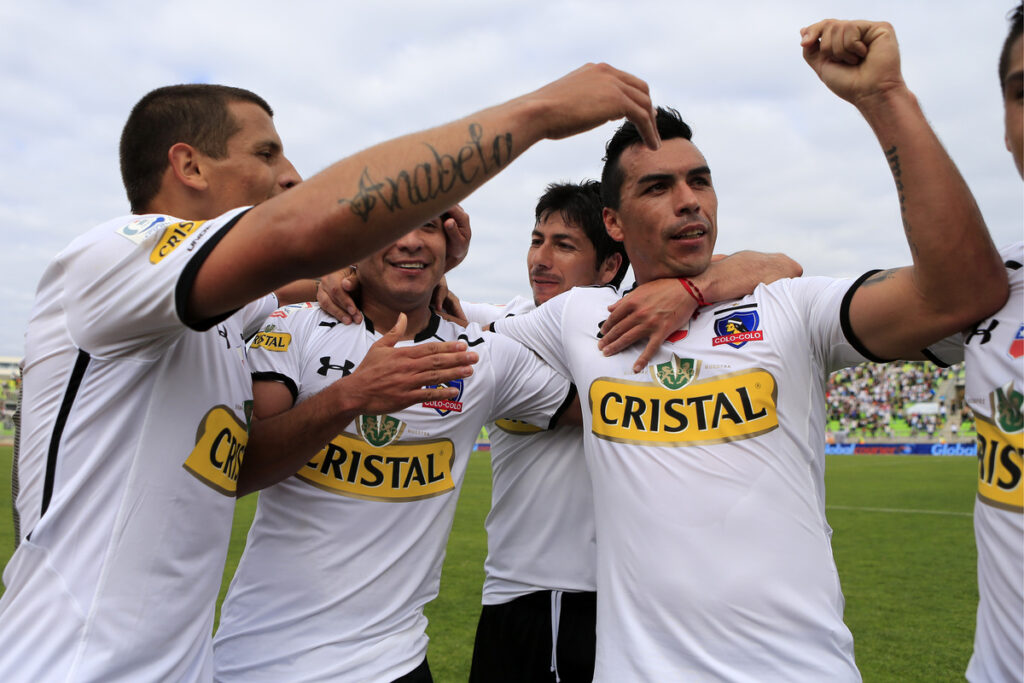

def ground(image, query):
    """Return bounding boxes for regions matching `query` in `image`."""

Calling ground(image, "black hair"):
[600,106,693,210]
[120,84,273,213]
[534,180,629,287]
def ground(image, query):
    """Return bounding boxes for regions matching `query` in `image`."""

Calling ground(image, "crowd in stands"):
[825,361,970,441]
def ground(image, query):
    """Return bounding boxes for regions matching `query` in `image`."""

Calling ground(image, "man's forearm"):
[238,382,361,497]
[688,251,802,303]
[856,85,1006,319]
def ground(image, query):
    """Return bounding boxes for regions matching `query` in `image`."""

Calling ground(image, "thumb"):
[380,312,407,347]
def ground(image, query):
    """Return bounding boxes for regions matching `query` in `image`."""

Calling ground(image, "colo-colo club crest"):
[423,379,464,416]
[712,309,763,349]
[357,414,406,448]
[650,354,699,390]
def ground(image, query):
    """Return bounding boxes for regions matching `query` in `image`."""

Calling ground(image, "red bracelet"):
[678,277,708,307]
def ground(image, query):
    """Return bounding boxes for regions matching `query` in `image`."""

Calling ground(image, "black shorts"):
[393,656,432,683]
[469,590,596,683]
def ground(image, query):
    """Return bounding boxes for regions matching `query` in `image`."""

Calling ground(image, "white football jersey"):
[947,242,1024,683]
[0,209,275,681]
[495,277,871,682]
[213,305,573,682]
[463,296,596,604]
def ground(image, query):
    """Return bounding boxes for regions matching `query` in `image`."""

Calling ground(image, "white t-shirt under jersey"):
[0,209,275,681]
[213,304,573,682]
[494,277,871,682]
[463,295,596,604]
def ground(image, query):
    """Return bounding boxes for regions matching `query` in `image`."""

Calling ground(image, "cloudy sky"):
[2,1,1021,358]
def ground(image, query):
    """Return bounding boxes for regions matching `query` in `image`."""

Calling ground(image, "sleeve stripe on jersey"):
[174,208,252,332]
[839,270,895,364]
[548,384,578,430]
[920,347,952,368]
[252,371,299,403]
[39,349,91,521]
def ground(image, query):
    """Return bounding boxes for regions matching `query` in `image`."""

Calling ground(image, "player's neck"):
[362,301,433,341]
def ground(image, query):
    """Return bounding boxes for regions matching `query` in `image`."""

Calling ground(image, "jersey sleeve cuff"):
[175,208,251,332]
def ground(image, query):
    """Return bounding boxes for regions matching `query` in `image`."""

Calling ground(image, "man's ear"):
[167,142,208,191]
[596,252,623,286]
[603,207,624,242]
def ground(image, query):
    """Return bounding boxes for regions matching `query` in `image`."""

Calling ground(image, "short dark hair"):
[600,106,693,210]
[535,180,630,287]
[1000,3,1024,93]
[119,84,273,213]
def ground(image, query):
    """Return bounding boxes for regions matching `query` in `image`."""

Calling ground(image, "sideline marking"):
[827,504,972,518]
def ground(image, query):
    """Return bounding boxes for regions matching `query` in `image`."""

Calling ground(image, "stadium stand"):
[826,361,970,443]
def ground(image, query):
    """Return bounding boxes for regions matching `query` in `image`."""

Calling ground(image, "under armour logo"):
[317,356,354,376]
[965,319,999,346]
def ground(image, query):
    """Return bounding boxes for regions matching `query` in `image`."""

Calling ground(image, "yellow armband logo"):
[149,220,205,264]
[250,325,291,352]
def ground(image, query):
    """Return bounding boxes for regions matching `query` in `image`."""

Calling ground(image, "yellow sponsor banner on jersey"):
[298,433,456,502]
[589,368,778,446]
[183,405,246,495]
[149,220,205,264]
[250,331,291,352]
[976,415,1023,512]
[494,418,544,435]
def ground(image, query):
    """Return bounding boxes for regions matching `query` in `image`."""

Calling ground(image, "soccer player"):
[212,210,577,682]
[0,65,659,680]
[461,181,800,683]
[491,20,1008,680]
[929,5,1024,680]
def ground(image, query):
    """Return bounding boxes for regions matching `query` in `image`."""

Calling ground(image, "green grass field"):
[0,446,979,681]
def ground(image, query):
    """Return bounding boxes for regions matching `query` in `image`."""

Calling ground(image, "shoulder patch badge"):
[250,324,291,352]
[117,215,168,245]
[712,309,763,348]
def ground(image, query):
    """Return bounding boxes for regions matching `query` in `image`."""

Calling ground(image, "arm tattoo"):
[862,268,898,287]
[885,146,918,257]
[338,123,514,222]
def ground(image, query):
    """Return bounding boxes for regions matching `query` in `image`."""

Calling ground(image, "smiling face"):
[602,137,718,284]
[200,100,300,216]
[356,217,447,315]
[527,213,610,305]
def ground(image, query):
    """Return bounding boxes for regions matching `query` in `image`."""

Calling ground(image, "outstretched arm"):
[800,19,1006,359]
[238,314,478,496]
[190,64,659,325]
[598,251,802,371]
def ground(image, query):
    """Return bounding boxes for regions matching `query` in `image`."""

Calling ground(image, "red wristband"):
[678,278,708,307]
